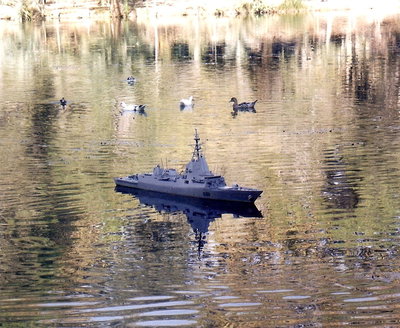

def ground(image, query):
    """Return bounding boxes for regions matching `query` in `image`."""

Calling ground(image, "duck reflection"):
[115,186,262,255]
[231,107,257,118]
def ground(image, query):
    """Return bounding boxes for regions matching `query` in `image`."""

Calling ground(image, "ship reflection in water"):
[115,186,262,255]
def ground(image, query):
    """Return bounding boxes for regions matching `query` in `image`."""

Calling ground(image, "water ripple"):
[135,319,198,327]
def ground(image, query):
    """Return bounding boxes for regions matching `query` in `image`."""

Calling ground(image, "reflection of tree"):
[0,101,77,295]
[342,21,400,106]
[271,40,296,60]
[202,42,226,65]
[347,55,373,102]
[0,38,84,296]
[171,42,191,61]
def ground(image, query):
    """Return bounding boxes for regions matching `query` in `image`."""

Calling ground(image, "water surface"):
[1,12,400,327]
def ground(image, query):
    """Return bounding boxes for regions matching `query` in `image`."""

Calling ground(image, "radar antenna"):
[192,129,202,160]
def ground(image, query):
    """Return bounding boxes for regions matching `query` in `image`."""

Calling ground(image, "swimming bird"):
[180,96,194,109]
[229,97,257,111]
[137,105,146,114]
[120,101,146,113]
[127,76,136,84]
[60,97,67,108]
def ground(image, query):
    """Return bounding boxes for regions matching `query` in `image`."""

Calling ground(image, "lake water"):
[1,11,400,327]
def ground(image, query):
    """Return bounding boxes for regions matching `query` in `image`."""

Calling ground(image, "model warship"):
[114,130,263,203]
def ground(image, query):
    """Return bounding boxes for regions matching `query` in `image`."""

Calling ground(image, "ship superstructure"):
[114,130,262,203]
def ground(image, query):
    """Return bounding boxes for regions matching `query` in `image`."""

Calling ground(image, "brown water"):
[1,12,400,327]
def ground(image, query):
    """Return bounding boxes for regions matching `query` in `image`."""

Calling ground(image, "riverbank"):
[1,0,400,21]
[134,0,400,19]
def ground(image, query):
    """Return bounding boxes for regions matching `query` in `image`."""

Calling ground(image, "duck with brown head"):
[229,97,257,111]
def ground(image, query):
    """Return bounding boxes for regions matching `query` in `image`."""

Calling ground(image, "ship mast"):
[192,129,202,160]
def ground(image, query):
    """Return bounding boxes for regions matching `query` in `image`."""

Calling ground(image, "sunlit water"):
[1,12,400,327]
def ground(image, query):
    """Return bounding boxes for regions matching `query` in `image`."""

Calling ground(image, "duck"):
[127,76,136,84]
[137,105,146,114]
[120,101,146,113]
[229,97,257,111]
[60,97,67,108]
[179,96,194,108]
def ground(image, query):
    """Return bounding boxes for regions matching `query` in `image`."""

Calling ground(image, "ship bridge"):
[185,155,213,178]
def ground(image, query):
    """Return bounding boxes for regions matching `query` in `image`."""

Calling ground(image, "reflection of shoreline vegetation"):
[2,0,400,21]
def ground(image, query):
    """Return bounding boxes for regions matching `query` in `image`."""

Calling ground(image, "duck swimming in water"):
[180,96,194,109]
[229,97,257,111]
[60,97,67,108]
[120,101,146,113]
[127,76,136,84]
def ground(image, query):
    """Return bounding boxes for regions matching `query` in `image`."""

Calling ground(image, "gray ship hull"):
[114,176,262,203]
[114,130,263,203]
